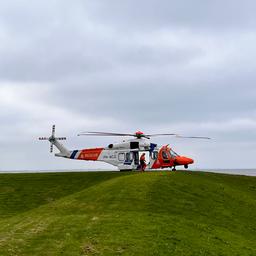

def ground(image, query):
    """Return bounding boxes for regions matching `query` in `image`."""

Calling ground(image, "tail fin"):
[39,125,70,158]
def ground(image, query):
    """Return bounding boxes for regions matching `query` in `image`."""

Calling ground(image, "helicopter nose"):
[175,156,194,165]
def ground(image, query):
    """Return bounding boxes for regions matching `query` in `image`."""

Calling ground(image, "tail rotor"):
[39,125,67,153]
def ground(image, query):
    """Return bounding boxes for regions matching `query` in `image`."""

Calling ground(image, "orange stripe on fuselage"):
[78,148,104,161]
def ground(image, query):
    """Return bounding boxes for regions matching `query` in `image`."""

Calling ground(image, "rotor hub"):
[135,131,144,138]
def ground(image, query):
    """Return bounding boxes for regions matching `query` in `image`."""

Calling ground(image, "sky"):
[0,0,256,171]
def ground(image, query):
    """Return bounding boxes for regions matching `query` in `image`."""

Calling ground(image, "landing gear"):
[172,167,176,171]
[184,164,188,169]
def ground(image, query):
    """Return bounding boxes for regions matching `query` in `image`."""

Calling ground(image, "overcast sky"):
[0,0,256,171]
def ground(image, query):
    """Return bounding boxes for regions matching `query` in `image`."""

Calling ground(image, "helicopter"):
[39,125,210,171]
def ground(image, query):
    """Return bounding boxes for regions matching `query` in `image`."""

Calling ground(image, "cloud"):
[0,0,256,170]
[84,0,256,31]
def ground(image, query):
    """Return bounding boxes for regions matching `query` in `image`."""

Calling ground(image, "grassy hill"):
[0,171,255,255]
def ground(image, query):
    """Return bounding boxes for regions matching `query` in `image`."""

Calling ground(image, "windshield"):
[169,149,179,158]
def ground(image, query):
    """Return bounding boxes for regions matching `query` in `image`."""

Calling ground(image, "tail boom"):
[69,148,104,161]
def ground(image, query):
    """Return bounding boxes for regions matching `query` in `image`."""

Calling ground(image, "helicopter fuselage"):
[57,139,194,171]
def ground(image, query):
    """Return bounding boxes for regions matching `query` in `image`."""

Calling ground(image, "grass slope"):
[0,171,255,255]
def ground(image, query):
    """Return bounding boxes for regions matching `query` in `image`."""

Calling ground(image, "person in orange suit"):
[140,153,146,171]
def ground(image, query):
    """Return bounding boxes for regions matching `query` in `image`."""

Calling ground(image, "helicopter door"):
[133,151,139,165]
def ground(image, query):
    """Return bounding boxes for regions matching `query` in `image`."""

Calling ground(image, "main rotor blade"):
[145,134,210,139]
[175,135,211,139]
[78,131,135,137]
[78,131,211,139]
[145,133,178,137]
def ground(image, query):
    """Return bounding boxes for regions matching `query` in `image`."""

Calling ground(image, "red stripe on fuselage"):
[78,148,104,161]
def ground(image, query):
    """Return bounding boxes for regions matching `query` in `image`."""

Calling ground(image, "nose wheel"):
[172,167,176,171]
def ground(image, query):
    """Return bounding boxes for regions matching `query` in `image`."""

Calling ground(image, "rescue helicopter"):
[39,125,210,171]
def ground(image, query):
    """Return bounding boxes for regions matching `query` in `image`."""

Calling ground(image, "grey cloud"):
[3,0,255,83]
[85,0,256,30]
[0,0,256,170]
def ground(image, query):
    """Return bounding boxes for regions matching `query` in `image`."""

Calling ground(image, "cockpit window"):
[169,149,179,158]
[162,151,168,159]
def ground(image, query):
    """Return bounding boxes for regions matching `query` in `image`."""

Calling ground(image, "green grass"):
[0,171,255,255]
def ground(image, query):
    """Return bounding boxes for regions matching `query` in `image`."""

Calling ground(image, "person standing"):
[140,153,146,171]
